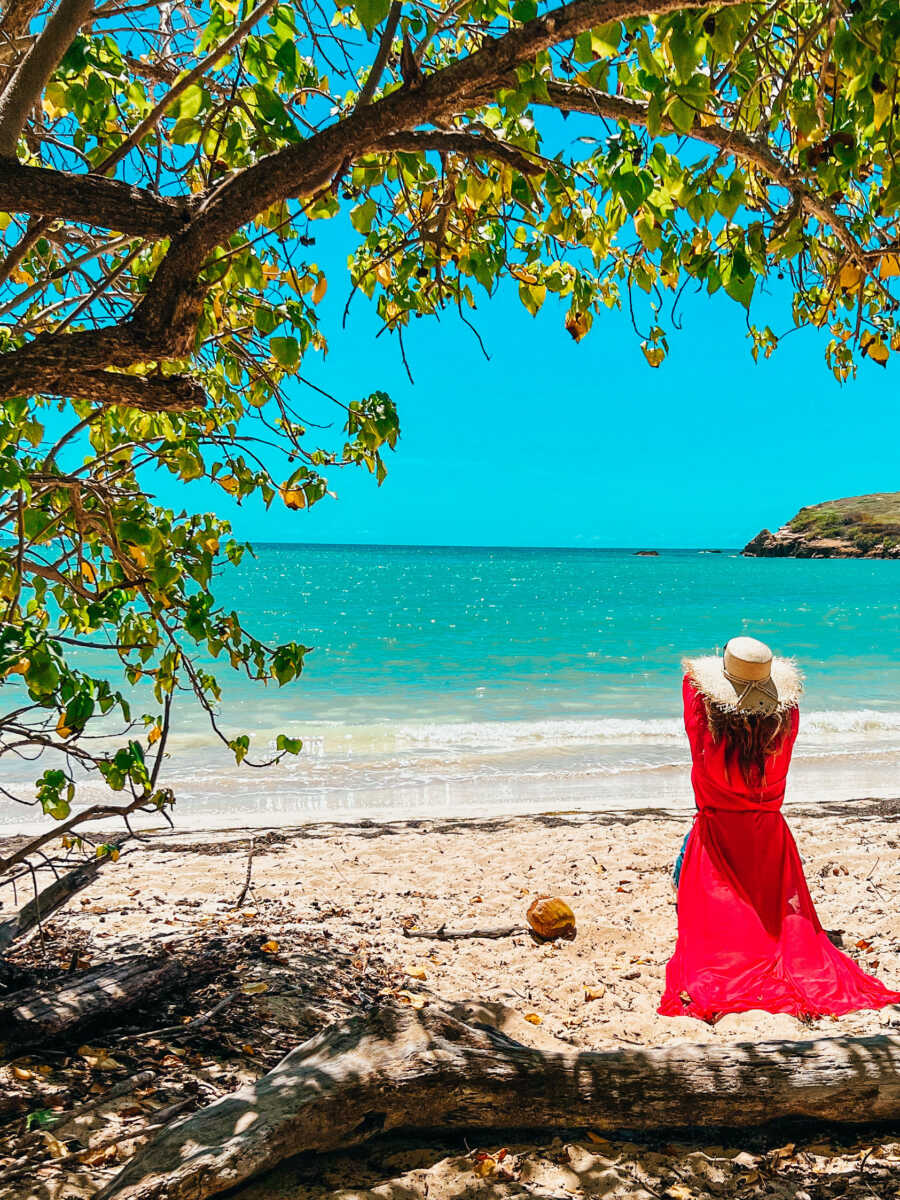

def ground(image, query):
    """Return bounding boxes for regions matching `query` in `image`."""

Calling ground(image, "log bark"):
[99,1001,900,1200]
[0,934,230,1048]
[0,952,186,1046]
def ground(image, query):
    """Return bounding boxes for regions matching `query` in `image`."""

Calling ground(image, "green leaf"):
[350,197,377,235]
[354,0,390,35]
[172,84,204,120]
[666,97,695,134]
[512,0,537,21]
[270,335,300,368]
[276,733,303,754]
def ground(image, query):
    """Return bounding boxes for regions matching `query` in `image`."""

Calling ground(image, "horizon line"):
[245,541,743,552]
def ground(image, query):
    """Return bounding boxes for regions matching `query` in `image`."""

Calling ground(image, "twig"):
[402,922,525,941]
[115,988,240,1042]
[234,838,255,908]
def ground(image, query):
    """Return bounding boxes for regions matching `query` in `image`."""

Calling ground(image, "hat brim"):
[684,655,803,716]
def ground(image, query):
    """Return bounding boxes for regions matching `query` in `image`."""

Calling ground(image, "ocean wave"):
[153,708,900,760]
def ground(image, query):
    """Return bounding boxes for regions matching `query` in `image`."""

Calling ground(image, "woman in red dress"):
[660,636,900,1023]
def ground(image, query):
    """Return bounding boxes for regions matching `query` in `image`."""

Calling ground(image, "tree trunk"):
[99,1001,900,1200]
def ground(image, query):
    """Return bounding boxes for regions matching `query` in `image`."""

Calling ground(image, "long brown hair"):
[703,699,790,783]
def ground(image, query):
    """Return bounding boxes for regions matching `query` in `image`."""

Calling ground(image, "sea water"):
[3,545,900,830]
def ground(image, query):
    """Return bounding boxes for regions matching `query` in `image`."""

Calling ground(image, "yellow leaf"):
[78,1045,124,1071]
[839,262,864,290]
[312,273,327,304]
[879,254,900,279]
[218,475,239,495]
[126,544,147,569]
[405,965,427,980]
[260,940,280,954]
[81,561,96,583]
[396,991,427,1009]
[12,1065,32,1080]
[56,713,73,739]
[641,342,666,368]
[524,1012,543,1025]
[202,535,220,555]
[664,1186,694,1200]
[241,981,269,995]
[241,1043,255,1055]
[474,1157,497,1177]
[147,725,162,745]
[280,484,306,511]
[862,332,890,366]
[565,309,590,342]
[41,1132,68,1160]
[374,261,392,287]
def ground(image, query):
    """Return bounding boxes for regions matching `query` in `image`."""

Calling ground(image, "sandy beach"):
[3,797,900,1199]
[34,798,900,1050]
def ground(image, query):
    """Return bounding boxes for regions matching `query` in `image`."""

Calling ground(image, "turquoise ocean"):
[4,545,900,830]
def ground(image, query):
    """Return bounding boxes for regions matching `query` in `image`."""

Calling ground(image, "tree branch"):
[0,363,206,410]
[374,130,543,175]
[0,0,762,402]
[94,0,279,177]
[0,161,194,237]
[540,80,867,264]
[355,1,402,110]
[0,0,94,158]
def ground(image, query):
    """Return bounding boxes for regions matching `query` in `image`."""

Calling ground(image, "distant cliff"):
[743,493,900,559]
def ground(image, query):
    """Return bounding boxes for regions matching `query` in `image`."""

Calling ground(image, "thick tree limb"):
[0,162,194,237]
[375,130,544,175]
[0,0,94,157]
[99,1001,900,1200]
[0,364,207,410]
[0,0,767,400]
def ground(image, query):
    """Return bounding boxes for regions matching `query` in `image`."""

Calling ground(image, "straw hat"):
[684,636,802,717]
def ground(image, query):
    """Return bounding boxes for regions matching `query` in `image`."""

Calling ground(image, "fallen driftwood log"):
[100,1001,900,1200]
[0,849,122,953]
[0,938,228,1048]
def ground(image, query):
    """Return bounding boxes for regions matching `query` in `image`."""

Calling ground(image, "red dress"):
[659,676,900,1021]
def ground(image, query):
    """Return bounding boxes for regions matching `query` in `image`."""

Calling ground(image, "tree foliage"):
[0,0,897,873]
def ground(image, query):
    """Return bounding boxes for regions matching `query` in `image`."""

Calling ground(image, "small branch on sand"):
[234,838,255,908]
[117,989,240,1043]
[402,922,525,941]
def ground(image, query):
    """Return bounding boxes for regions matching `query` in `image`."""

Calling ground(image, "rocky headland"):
[743,492,900,559]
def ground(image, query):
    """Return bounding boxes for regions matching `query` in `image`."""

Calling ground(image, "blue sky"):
[162,213,899,550]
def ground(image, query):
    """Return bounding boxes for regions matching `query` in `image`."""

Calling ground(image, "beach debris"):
[402,922,523,941]
[405,964,427,980]
[524,1012,543,1025]
[526,897,576,942]
[396,991,427,1010]
[584,985,606,1002]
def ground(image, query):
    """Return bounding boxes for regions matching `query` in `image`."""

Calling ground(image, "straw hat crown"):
[684,636,802,717]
